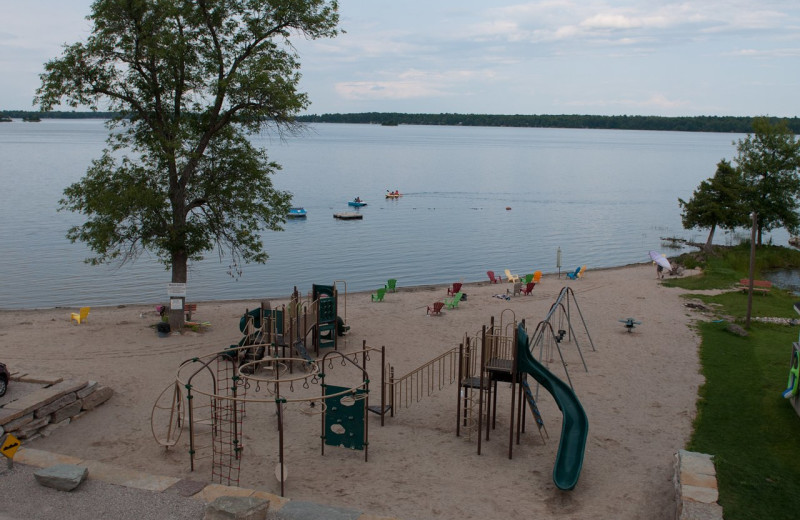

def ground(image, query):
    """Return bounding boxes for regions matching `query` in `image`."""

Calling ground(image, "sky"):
[2,0,799,117]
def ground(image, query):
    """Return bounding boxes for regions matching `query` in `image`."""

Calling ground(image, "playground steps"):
[673,450,723,520]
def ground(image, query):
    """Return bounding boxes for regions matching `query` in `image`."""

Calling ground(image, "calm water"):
[0,120,782,309]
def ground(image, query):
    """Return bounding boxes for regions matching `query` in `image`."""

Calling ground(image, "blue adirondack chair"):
[566,267,581,280]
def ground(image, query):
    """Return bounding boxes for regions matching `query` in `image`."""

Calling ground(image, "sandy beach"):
[0,263,706,520]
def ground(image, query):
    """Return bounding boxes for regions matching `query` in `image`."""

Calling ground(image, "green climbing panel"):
[324,384,366,450]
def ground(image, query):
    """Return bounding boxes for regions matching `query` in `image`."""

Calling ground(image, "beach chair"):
[521,282,536,295]
[487,271,502,284]
[512,282,522,296]
[427,301,445,316]
[371,287,386,302]
[566,267,581,280]
[521,273,533,284]
[70,306,90,324]
[445,292,463,309]
[504,269,520,283]
[533,270,542,283]
[448,282,462,296]
[578,265,587,278]
[386,278,398,292]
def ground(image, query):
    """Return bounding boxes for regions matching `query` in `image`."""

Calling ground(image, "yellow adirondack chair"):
[504,269,520,283]
[70,306,90,324]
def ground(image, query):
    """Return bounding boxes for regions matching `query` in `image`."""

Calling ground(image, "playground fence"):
[388,346,460,411]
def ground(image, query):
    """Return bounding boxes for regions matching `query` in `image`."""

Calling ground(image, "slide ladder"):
[516,324,588,490]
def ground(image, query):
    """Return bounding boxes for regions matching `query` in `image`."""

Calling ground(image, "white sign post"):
[166,283,187,331]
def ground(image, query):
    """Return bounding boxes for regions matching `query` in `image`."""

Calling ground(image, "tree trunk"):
[704,223,716,252]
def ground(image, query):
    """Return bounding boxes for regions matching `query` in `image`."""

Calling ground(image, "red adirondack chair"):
[487,271,502,284]
[447,282,462,296]
[521,281,536,295]
[427,301,445,316]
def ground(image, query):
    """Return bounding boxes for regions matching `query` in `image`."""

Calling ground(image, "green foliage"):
[37,0,340,288]
[678,159,748,249]
[735,117,800,244]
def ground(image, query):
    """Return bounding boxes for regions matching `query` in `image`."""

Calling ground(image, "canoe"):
[287,207,307,218]
[385,193,402,199]
[348,200,367,207]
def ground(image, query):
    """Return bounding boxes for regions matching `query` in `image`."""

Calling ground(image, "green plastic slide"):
[516,325,588,490]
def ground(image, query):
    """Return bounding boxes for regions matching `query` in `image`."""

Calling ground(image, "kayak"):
[348,200,367,207]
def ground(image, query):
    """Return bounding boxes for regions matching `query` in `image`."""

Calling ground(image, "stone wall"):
[0,375,113,441]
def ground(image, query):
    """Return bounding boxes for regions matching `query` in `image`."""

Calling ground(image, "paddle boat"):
[287,207,307,218]
[348,197,367,207]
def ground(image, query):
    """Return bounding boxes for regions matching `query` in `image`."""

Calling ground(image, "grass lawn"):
[669,245,800,519]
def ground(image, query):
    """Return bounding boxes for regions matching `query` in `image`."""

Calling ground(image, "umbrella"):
[649,251,671,270]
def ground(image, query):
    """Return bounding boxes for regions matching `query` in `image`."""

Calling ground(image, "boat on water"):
[334,212,363,220]
[385,190,402,199]
[287,207,307,218]
[348,198,367,207]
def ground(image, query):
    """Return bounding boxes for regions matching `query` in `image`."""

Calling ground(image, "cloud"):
[334,69,487,101]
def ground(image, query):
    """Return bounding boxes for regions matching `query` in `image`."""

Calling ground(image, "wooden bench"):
[737,279,772,295]
[185,303,198,320]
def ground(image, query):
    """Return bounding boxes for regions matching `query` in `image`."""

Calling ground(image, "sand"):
[0,263,707,520]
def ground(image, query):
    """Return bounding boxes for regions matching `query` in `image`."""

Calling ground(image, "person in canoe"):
[354,196,362,203]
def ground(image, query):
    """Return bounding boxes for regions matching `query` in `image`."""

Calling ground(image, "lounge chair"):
[487,271,502,284]
[512,282,522,296]
[533,270,542,283]
[386,279,398,292]
[427,301,445,316]
[566,267,581,280]
[504,269,520,283]
[445,292,463,309]
[521,282,536,295]
[70,306,90,324]
[371,287,386,302]
[448,282,462,296]
[578,265,587,278]
[521,273,533,284]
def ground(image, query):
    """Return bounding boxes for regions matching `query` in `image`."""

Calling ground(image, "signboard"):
[1,433,21,459]
[167,283,186,297]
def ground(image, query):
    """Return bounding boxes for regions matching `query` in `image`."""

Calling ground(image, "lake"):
[0,119,779,309]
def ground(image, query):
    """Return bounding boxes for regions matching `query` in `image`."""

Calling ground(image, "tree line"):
[5,110,800,134]
[296,112,800,134]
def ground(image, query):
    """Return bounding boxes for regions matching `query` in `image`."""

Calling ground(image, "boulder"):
[34,464,88,491]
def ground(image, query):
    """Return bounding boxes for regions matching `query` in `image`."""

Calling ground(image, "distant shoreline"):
[2,110,799,133]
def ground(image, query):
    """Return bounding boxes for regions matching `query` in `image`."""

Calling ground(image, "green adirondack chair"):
[444,291,463,309]
[386,278,398,292]
[521,273,534,284]
[371,287,386,302]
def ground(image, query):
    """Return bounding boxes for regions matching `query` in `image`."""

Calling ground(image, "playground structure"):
[151,283,594,495]
[783,302,800,417]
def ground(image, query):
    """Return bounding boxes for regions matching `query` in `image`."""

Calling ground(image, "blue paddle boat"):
[287,207,307,218]
[348,198,367,207]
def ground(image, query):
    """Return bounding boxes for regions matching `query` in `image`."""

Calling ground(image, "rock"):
[726,323,748,337]
[203,496,269,520]
[81,386,113,411]
[34,464,88,491]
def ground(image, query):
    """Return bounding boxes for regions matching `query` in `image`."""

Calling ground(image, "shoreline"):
[0,262,704,520]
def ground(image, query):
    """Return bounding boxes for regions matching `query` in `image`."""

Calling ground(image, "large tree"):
[36,0,340,325]
[734,117,800,245]
[678,159,748,252]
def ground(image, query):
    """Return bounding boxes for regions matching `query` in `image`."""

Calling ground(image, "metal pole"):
[746,212,757,328]
[557,247,562,279]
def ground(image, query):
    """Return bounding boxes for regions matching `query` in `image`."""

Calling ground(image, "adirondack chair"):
[533,270,542,283]
[566,267,581,280]
[371,287,386,301]
[445,292,463,309]
[521,273,533,284]
[427,301,445,316]
[578,265,587,278]
[512,282,522,296]
[448,282,462,296]
[521,281,536,295]
[70,306,90,324]
[504,269,520,283]
[386,278,398,292]
[487,271,502,284]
